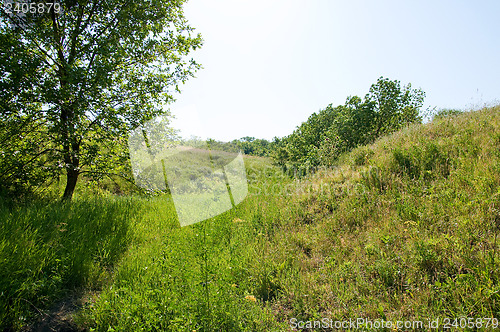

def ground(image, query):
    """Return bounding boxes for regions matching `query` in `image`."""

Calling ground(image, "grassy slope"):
[269,105,500,326]
[2,105,500,331]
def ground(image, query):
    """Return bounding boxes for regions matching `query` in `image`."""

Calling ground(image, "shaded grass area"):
[0,198,140,330]
[2,105,500,331]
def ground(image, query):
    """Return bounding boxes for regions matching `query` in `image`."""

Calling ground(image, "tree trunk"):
[62,168,79,200]
[58,87,80,200]
[60,105,80,201]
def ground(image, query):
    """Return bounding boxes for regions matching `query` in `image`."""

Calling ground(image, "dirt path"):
[22,290,93,332]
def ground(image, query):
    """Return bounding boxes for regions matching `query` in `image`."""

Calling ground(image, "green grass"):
[276,105,500,325]
[74,157,296,331]
[0,197,140,330]
[2,105,500,331]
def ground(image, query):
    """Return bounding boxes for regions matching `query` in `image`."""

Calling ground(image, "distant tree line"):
[206,136,275,157]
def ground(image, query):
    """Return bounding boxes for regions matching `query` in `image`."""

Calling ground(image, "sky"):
[168,0,500,142]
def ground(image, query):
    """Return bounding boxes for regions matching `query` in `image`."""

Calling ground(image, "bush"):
[391,142,450,181]
[433,108,464,120]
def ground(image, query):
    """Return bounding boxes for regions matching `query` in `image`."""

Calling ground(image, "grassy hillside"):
[2,105,500,331]
[274,105,500,326]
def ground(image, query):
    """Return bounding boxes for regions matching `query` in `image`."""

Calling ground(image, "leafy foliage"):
[0,0,202,200]
[432,108,465,120]
[231,136,275,157]
[189,137,275,157]
[273,77,426,174]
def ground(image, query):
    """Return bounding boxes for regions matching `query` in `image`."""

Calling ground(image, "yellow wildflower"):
[245,295,257,302]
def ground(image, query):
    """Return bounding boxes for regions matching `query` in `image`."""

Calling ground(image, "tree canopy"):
[273,77,426,174]
[0,0,202,200]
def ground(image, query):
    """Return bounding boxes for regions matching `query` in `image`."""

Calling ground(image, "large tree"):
[0,0,202,200]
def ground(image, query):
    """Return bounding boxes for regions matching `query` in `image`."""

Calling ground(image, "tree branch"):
[79,170,139,188]
[68,1,87,65]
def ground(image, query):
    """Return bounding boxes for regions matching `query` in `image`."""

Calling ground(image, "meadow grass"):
[75,157,297,331]
[0,196,141,330]
[2,105,500,331]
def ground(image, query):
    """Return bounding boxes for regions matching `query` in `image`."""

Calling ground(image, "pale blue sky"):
[169,0,500,141]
